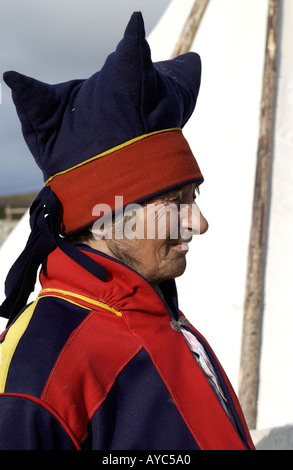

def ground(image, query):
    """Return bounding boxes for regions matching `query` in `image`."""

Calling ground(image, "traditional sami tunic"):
[0,246,254,450]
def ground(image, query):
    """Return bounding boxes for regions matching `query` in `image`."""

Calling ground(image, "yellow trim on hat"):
[45,127,181,184]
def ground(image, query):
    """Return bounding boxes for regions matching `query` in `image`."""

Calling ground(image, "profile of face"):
[88,183,208,286]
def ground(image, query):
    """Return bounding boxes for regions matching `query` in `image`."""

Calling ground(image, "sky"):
[0,0,171,196]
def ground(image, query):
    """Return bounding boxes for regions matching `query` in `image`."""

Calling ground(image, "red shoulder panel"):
[41,308,142,444]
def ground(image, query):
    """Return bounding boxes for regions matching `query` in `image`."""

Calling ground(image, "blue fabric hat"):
[3,11,201,182]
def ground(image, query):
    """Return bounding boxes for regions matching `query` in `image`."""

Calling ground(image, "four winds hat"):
[3,11,203,234]
[1,11,203,323]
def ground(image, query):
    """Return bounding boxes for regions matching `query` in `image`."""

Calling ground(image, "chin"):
[145,254,187,284]
[165,257,187,281]
[173,264,187,279]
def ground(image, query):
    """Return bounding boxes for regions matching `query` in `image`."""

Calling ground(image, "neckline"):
[40,245,180,320]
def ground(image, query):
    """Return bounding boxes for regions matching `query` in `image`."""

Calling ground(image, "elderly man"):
[0,13,254,450]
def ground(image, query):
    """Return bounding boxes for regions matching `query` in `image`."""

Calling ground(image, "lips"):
[169,240,191,253]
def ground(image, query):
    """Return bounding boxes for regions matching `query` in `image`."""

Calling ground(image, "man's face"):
[102,183,208,285]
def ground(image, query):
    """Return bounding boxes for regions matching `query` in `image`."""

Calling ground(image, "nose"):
[180,202,209,236]
[199,211,209,234]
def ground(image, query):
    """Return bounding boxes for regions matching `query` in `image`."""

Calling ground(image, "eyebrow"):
[144,184,200,206]
[164,184,200,201]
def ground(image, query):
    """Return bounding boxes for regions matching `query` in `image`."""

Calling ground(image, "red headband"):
[47,128,203,234]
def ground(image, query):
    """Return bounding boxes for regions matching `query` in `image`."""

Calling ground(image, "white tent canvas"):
[1,0,293,435]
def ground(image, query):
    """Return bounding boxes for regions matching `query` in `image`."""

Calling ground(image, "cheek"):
[138,240,170,273]
[149,239,168,262]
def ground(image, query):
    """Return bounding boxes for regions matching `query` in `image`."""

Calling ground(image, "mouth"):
[169,241,190,253]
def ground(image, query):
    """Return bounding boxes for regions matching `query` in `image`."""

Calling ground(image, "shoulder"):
[1,294,143,447]
[36,295,143,445]
[2,295,142,397]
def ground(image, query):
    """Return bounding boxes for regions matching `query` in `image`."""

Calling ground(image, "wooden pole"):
[171,0,210,58]
[238,0,280,430]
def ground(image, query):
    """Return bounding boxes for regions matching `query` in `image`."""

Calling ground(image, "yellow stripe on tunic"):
[0,300,38,393]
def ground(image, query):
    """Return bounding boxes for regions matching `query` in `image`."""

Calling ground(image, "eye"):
[167,196,181,206]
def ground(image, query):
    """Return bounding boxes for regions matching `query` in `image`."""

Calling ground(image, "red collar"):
[39,245,178,319]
